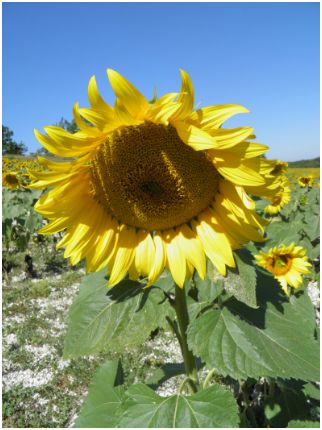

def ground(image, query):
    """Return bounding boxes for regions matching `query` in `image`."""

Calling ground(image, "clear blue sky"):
[3,2,320,161]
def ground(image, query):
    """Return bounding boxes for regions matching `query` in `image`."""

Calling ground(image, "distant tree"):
[2,125,27,155]
[288,157,320,168]
[56,117,78,133]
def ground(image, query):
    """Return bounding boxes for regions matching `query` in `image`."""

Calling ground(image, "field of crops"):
[288,167,320,178]
[2,157,320,428]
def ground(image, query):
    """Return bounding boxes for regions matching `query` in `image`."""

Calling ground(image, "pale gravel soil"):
[2,268,187,426]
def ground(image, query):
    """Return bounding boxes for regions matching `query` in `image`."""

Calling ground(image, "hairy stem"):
[173,284,199,393]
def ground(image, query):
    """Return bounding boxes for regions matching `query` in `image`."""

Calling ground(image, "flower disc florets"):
[90,121,220,230]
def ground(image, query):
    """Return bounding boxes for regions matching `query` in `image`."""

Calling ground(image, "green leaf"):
[223,249,258,308]
[187,271,319,381]
[118,383,239,428]
[265,221,302,246]
[303,213,320,241]
[265,380,312,427]
[303,382,320,401]
[288,420,320,428]
[74,360,125,428]
[193,270,223,303]
[145,362,185,388]
[64,270,173,358]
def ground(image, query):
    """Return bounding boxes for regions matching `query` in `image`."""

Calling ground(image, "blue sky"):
[3,2,320,161]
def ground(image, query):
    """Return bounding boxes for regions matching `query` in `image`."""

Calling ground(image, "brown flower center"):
[267,254,292,276]
[90,121,220,230]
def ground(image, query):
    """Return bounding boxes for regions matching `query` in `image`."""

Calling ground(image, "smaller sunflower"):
[298,176,314,188]
[2,171,21,189]
[255,244,311,295]
[264,181,291,215]
[269,160,288,176]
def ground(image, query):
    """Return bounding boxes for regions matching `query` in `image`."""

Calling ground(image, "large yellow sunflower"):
[30,69,280,287]
[255,244,311,295]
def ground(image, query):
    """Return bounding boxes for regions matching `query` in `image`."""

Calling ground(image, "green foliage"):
[223,249,258,308]
[288,420,320,428]
[119,383,239,428]
[288,157,320,167]
[76,360,239,428]
[2,188,43,251]
[56,117,78,133]
[187,271,319,381]
[74,360,125,428]
[64,270,174,358]
[264,380,312,427]
[2,125,27,155]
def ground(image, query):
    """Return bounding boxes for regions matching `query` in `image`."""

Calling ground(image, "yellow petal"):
[170,69,194,120]
[188,104,249,130]
[174,122,216,151]
[29,170,77,189]
[88,75,114,117]
[78,107,116,131]
[114,99,142,126]
[147,232,167,287]
[36,156,76,172]
[107,69,149,119]
[135,231,156,276]
[193,210,235,275]
[108,226,138,286]
[72,102,101,135]
[162,229,186,287]
[216,161,265,186]
[178,224,206,279]
[147,102,181,125]
[38,217,69,235]
[208,127,254,148]
[87,228,118,272]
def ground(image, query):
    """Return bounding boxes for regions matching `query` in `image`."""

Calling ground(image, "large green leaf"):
[223,250,258,308]
[303,212,320,241]
[265,220,303,246]
[74,360,125,428]
[288,420,320,428]
[193,270,223,303]
[64,270,173,358]
[118,383,239,428]
[187,271,319,381]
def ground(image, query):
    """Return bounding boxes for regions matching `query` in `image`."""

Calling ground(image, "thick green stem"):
[173,284,199,393]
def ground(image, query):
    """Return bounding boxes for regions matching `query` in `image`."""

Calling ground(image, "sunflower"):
[2,171,21,189]
[264,180,291,215]
[268,160,288,176]
[243,159,287,200]
[30,69,279,288]
[298,176,314,188]
[255,244,311,295]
